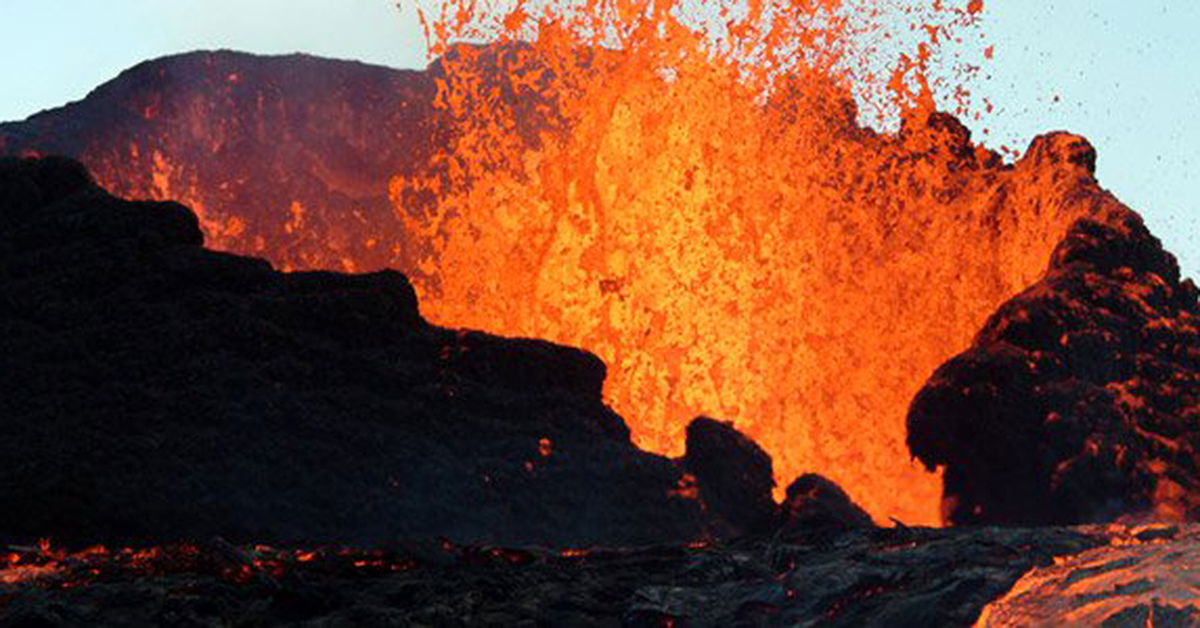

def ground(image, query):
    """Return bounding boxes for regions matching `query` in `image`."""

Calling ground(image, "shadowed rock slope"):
[0,48,551,276]
[0,156,715,547]
[0,51,440,273]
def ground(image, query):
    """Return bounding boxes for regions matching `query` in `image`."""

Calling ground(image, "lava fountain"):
[13,0,1123,525]
[390,0,1118,525]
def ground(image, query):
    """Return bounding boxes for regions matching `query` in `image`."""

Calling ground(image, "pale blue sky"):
[1,1,1197,276]
[0,0,429,119]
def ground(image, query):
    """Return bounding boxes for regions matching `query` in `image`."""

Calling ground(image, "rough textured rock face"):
[779,474,875,541]
[0,156,711,547]
[0,526,1105,626]
[908,208,1200,525]
[682,417,779,537]
[0,50,440,273]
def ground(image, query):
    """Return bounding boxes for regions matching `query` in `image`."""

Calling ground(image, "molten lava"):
[392,0,1114,524]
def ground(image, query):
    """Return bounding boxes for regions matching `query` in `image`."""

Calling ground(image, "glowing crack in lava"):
[389,0,1118,524]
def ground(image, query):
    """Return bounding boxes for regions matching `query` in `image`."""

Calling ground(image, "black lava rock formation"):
[908,210,1200,525]
[0,156,716,547]
[682,417,779,537]
[779,473,875,541]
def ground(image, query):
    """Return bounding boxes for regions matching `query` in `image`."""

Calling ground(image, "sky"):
[0,0,1197,276]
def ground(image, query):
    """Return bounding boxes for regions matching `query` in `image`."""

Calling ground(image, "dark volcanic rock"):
[0,156,707,547]
[908,208,1200,525]
[779,474,875,541]
[0,525,1106,626]
[683,417,779,537]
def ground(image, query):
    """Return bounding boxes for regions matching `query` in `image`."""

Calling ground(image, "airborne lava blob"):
[395,0,1110,525]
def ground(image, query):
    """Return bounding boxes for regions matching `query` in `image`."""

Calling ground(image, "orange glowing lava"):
[384,0,1117,525]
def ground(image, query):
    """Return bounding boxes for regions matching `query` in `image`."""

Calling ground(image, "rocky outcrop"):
[0,156,713,547]
[682,417,779,537]
[779,474,875,541]
[908,206,1200,525]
